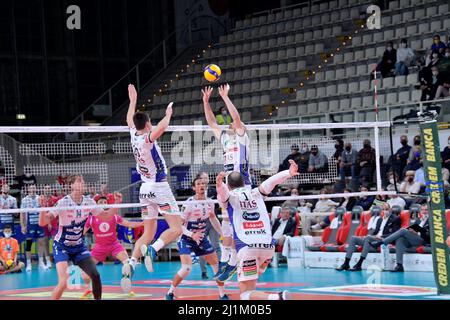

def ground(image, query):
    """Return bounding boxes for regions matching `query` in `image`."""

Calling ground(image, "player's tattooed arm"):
[216,172,230,203]
[202,86,221,140]
[150,102,173,142]
[259,160,299,195]
[126,84,137,128]
[218,84,245,135]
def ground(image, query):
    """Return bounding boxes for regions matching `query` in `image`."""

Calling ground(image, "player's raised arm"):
[218,84,245,135]
[216,171,229,203]
[126,84,138,128]
[150,102,173,142]
[202,86,222,140]
[259,160,299,196]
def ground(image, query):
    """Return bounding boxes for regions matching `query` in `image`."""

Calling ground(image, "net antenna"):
[371,63,382,192]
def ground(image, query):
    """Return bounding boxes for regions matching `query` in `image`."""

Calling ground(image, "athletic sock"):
[218,285,225,297]
[168,285,176,294]
[151,239,165,252]
[27,259,31,266]
[343,258,350,266]
[129,257,137,268]
[220,246,231,263]
[355,257,365,267]
[38,257,44,265]
[228,248,237,267]
[268,293,280,300]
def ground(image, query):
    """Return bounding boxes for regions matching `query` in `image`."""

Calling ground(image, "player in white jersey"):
[216,160,299,300]
[202,83,251,281]
[166,176,229,300]
[39,175,103,300]
[122,84,183,279]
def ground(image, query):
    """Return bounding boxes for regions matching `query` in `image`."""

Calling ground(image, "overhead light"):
[16,114,26,120]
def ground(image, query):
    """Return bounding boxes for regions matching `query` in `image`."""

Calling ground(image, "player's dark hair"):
[227,172,244,189]
[192,177,203,187]
[133,112,150,130]
[3,224,12,231]
[96,196,108,203]
[67,174,82,185]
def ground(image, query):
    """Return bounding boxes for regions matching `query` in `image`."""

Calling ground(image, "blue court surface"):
[1,261,448,300]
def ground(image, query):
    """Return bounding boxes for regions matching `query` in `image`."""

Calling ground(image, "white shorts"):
[236,246,274,282]
[139,181,181,220]
[221,219,233,238]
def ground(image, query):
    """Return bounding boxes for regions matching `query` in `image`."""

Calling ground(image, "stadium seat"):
[398,91,410,103]
[307,213,339,251]
[288,105,298,117]
[326,84,337,96]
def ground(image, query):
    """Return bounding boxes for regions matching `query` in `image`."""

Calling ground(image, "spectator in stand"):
[372,204,430,272]
[395,39,415,76]
[332,139,344,162]
[399,171,421,208]
[20,185,48,272]
[375,41,397,78]
[279,144,301,172]
[442,137,450,172]
[39,185,58,270]
[414,166,426,188]
[357,139,376,186]
[387,194,406,210]
[93,183,115,204]
[0,185,18,236]
[283,188,301,208]
[426,50,441,69]
[0,225,25,274]
[298,143,310,173]
[308,145,328,173]
[313,190,339,213]
[338,188,357,211]
[355,186,375,211]
[391,135,411,179]
[405,148,422,173]
[215,106,232,125]
[407,135,422,166]
[435,75,450,99]
[431,35,447,55]
[437,47,450,72]
[271,207,297,247]
[336,203,401,271]
[339,142,358,184]
[16,168,37,195]
[386,171,401,192]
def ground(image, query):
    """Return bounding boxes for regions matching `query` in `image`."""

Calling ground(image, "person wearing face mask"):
[298,143,310,173]
[215,106,232,125]
[336,203,401,271]
[355,186,375,211]
[390,136,411,179]
[420,66,444,101]
[0,225,25,274]
[279,144,301,172]
[374,41,397,78]
[357,139,376,186]
[399,171,421,202]
[431,35,446,55]
[307,145,328,173]
[408,135,422,163]
[339,142,358,184]
[395,39,415,76]
[425,50,441,69]
[0,184,18,237]
[371,204,430,272]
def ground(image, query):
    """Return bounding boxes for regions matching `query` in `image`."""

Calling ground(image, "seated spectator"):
[386,194,406,210]
[338,188,357,211]
[271,207,297,247]
[297,143,310,173]
[390,135,411,179]
[437,47,450,72]
[405,148,422,173]
[313,190,339,213]
[355,186,375,210]
[425,49,441,69]
[308,145,328,173]
[386,171,401,191]
[420,66,445,101]
[442,168,450,186]
[399,171,421,198]
[372,204,430,272]
[0,225,25,274]
[336,203,401,271]
[283,188,301,208]
[431,35,447,55]
[442,136,450,172]
[215,106,231,125]
[311,207,345,231]
[357,139,376,185]
[279,144,301,172]
[395,39,415,76]
[435,75,450,99]
[414,166,425,187]
[374,41,397,78]
[332,139,344,162]
[298,199,313,215]
[339,142,358,183]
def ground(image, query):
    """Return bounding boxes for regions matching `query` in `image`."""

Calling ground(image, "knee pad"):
[177,264,191,278]
[240,290,255,300]
[221,220,232,238]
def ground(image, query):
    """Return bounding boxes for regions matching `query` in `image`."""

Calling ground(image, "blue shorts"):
[53,241,91,265]
[178,237,214,257]
[26,225,45,239]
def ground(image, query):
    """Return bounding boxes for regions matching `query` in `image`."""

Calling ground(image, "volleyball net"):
[0,121,394,214]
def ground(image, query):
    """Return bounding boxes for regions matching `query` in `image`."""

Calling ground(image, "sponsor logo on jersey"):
[99,222,110,233]
[244,229,267,235]
[242,259,257,276]
[242,211,260,221]
[247,243,275,249]
[240,200,258,210]
[140,192,156,199]
[243,221,264,229]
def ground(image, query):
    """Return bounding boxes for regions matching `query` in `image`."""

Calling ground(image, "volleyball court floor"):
[0,261,448,300]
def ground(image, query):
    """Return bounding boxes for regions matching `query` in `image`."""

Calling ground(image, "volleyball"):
[203,64,221,82]
[6,260,13,269]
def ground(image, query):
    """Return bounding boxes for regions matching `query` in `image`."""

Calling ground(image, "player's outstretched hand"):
[166,102,173,117]
[202,86,213,103]
[192,231,204,244]
[216,171,226,187]
[218,83,230,98]
[288,159,299,176]
[128,84,137,103]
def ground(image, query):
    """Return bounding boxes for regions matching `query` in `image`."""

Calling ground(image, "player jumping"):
[202,84,251,281]
[166,176,229,300]
[122,84,183,280]
[39,174,103,300]
[216,160,299,300]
